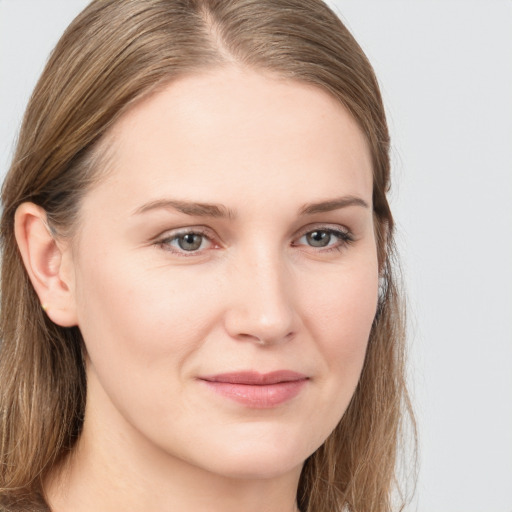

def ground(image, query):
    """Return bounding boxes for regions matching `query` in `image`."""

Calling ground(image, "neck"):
[46,378,302,512]
[47,444,302,512]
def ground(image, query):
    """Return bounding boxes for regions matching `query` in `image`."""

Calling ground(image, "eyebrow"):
[133,199,236,219]
[133,195,369,218]
[299,195,369,215]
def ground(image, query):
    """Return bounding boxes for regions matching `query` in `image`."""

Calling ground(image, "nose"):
[223,249,297,346]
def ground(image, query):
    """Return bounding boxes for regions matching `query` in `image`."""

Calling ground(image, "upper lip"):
[199,370,308,385]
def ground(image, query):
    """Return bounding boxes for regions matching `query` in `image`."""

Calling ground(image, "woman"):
[0,1,414,511]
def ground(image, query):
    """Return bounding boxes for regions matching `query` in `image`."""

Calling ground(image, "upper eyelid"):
[293,222,352,239]
[155,226,215,241]
[156,222,352,237]
[156,223,350,239]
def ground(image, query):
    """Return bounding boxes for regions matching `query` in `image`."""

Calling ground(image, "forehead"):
[87,66,373,214]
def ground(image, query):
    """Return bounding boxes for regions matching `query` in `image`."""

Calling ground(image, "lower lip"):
[200,379,307,408]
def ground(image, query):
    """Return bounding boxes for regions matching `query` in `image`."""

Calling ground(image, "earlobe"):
[14,202,78,327]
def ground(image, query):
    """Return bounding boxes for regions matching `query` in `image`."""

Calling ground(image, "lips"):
[198,370,308,408]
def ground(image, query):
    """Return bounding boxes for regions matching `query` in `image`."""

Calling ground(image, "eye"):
[294,227,354,252]
[176,233,205,251]
[156,229,215,255]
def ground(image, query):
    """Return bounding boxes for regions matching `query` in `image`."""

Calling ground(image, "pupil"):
[307,230,330,247]
[178,233,202,251]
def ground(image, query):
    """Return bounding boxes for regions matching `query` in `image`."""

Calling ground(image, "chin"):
[181,424,322,480]
[206,451,305,481]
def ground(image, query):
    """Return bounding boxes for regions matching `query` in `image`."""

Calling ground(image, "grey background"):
[1,1,511,510]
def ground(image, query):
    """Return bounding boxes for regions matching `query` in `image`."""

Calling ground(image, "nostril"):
[223,269,297,345]
[235,330,295,346]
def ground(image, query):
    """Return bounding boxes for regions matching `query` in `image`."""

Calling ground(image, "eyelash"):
[155,226,355,257]
[293,227,355,253]
[155,227,215,257]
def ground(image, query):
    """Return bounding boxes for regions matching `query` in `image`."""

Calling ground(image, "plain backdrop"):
[1,1,511,511]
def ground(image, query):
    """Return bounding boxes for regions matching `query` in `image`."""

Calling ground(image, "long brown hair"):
[0,1,415,510]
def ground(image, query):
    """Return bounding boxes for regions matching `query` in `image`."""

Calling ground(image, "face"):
[68,67,378,480]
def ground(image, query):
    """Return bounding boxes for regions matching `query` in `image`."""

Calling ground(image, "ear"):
[14,202,78,327]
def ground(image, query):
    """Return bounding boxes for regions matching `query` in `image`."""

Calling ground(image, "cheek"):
[302,255,379,393]
[73,251,223,431]
[73,252,200,388]
[76,250,212,345]
[308,260,378,344]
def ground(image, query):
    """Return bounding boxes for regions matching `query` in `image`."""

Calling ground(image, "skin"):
[17,66,378,512]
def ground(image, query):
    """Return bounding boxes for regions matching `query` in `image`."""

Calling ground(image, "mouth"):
[198,370,309,408]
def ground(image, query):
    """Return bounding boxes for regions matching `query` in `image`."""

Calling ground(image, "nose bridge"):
[224,242,296,345]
